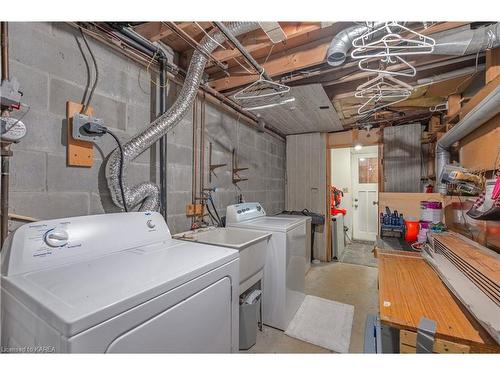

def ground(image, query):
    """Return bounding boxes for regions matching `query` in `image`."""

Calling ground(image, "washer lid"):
[229,216,305,232]
[2,240,238,337]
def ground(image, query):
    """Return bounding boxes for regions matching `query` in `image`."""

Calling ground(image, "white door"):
[352,152,379,241]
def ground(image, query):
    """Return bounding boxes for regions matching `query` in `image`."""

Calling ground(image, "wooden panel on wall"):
[327,128,380,149]
[459,113,500,172]
[286,133,328,261]
[383,123,422,192]
[66,101,94,167]
[378,192,443,219]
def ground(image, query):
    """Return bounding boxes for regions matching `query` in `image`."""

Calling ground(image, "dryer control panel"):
[225,202,266,225]
[1,211,170,277]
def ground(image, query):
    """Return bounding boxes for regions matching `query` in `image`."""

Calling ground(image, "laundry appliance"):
[1,212,239,353]
[225,203,307,330]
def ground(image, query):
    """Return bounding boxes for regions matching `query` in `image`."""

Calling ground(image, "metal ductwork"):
[326,22,386,66]
[432,23,500,56]
[327,22,500,67]
[436,86,500,193]
[106,22,260,211]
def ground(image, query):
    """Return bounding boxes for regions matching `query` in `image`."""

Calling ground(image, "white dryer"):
[226,203,306,331]
[0,212,239,353]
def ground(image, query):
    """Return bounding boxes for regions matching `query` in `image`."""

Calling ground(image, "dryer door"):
[106,277,232,353]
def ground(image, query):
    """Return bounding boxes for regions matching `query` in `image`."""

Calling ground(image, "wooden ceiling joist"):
[133,21,213,46]
[209,36,333,91]
[210,22,323,63]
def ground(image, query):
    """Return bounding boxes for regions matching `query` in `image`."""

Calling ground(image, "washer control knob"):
[44,229,69,247]
[146,220,156,229]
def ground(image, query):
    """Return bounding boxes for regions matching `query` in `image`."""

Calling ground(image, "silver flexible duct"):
[327,22,500,67]
[106,22,260,211]
[436,86,500,193]
[326,22,385,66]
[432,23,500,56]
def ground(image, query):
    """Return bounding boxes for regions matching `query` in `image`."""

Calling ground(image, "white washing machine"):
[226,203,306,331]
[0,211,239,353]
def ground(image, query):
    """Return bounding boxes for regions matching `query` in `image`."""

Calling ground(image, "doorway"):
[352,150,378,242]
[330,145,379,267]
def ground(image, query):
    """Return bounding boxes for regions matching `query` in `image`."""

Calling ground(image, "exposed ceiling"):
[251,84,343,135]
[124,21,486,134]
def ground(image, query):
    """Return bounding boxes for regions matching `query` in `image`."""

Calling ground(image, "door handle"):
[354,204,358,209]
[354,198,359,202]
[373,201,378,205]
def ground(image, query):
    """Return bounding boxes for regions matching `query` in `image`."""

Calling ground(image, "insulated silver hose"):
[106,22,260,211]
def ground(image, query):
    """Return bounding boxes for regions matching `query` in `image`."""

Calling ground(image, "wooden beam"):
[211,22,323,63]
[419,22,470,36]
[209,36,332,91]
[134,22,211,43]
[485,47,500,84]
[446,94,462,125]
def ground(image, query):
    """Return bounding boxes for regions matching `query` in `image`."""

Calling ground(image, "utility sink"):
[174,227,271,294]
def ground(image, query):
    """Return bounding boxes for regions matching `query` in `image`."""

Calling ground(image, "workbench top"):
[377,251,499,352]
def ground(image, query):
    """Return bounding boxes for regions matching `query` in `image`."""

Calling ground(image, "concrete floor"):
[245,262,379,353]
[339,241,378,268]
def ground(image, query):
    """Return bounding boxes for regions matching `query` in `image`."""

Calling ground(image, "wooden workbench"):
[377,251,499,353]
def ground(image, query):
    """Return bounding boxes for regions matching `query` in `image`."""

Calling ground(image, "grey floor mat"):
[285,295,354,353]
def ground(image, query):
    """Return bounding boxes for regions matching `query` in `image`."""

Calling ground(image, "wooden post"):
[429,115,441,133]
[485,47,500,84]
[446,94,461,131]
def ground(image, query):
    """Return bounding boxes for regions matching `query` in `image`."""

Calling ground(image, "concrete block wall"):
[6,22,286,234]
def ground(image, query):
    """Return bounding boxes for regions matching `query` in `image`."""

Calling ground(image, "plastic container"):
[239,290,261,350]
[420,201,443,223]
[405,219,419,242]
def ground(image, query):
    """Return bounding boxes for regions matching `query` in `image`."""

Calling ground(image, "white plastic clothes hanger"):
[356,73,413,93]
[351,22,435,59]
[356,91,410,115]
[357,54,417,77]
[233,73,296,111]
[355,74,412,115]
[233,74,291,101]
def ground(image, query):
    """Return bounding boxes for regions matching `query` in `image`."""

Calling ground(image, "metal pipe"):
[1,22,8,82]
[213,22,271,80]
[158,57,168,220]
[200,94,205,200]
[436,86,500,193]
[1,21,10,248]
